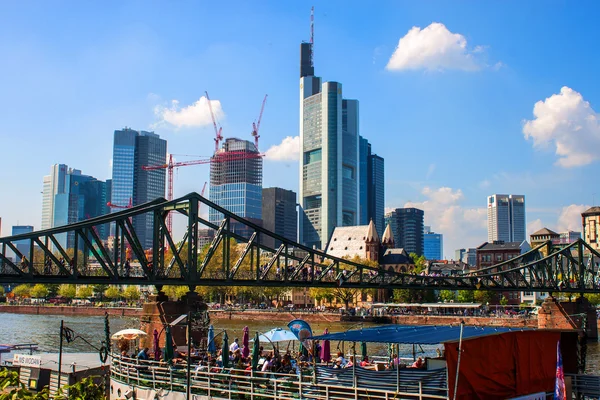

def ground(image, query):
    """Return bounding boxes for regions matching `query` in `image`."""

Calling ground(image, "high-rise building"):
[262,187,297,249]
[41,164,111,249]
[424,230,443,260]
[462,248,477,267]
[384,208,424,256]
[133,131,167,249]
[559,230,581,244]
[487,194,526,243]
[110,128,167,249]
[209,138,263,238]
[358,138,385,238]
[11,225,33,261]
[455,248,466,262]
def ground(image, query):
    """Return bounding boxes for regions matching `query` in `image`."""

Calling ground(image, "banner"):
[554,340,566,400]
[288,319,313,354]
[13,354,42,368]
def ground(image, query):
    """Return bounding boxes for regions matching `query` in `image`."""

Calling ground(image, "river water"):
[1,313,599,373]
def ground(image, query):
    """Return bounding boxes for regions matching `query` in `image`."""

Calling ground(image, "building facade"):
[559,230,581,244]
[487,194,526,243]
[384,208,424,256]
[424,230,443,260]
[261,188,297,249]
[582,207,600,251]
[209,138,263,238]
[462,248,477,267]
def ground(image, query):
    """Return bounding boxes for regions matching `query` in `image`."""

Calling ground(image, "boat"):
[107,324,592,400]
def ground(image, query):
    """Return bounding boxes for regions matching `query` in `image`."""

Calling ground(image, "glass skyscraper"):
[385,208,425,256]
[11,225,33,261]
[111,128,167,249]
[487,194,526,243]
[424,230,443,260]
[209,138,263,238]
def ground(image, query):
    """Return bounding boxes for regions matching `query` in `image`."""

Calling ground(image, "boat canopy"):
[310,325,526,345]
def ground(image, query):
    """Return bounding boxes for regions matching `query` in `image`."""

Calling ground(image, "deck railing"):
[566,373,600,399]
[110,356,449,400]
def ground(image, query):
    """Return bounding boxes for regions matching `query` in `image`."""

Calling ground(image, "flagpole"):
[453,321,464,400]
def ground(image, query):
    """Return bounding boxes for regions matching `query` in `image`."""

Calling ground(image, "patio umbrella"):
[320,329,330,363]
[251,328,297,343]
[251,332,260,371]
[153,329,161,361]
[164,326,174,363]
[361,342,367,358]
[222,331,230,368]
[207,325,216,355]
[242,326,250,358]
[111,329,147,340]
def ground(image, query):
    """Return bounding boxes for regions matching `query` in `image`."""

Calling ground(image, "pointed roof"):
[366,219,379,242]
[382,223,394,244]
[531,228,559,237]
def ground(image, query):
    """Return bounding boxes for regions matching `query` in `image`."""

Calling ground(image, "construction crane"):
[205,91,223,154]
[251,95,268,150]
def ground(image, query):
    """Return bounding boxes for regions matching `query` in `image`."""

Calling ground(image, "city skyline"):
[1,2,599,258]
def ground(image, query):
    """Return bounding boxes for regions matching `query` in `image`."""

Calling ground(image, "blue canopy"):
[309,325,526,345]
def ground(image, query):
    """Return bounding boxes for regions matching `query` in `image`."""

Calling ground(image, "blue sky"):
[1,1,599,258]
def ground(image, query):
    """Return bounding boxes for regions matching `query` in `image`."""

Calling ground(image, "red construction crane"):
[106,198,133,209]
[251,95,268,150]
[205,91,223,154]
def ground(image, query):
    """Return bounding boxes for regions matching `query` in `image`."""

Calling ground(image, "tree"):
[58,284,76,299]
[499,295,509,306]
[30,284,48,299]
[457,290,475,303]
[164,286,190,300]
[46,284,60,297]
[0,367,49,400]
[77,285,94,298]
[585,293,600,306]
[409,253,427,274]
[0,286,4,296]
[104,286,122,300]
[438,290,456,302]
[473,290,495,304]
[12,284,31,298]
[123,286,140,301]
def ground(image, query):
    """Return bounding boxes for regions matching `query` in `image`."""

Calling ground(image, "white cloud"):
[154,96,225,128]
[557,204,589,232]
[386,22,483,72]
[478,179,491,189]
[402,186,487,258]
[523,86,600,167]
[264,136,300,161]
[527,219,544,236]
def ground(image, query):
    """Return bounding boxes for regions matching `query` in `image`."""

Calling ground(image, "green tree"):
[500,295,509,306]
[584,293,600,306]
[473,290,495,304]
[438,290,456,302]
[46,284,60,297]
[104,286,122,300]
[123,286,140,301]
[77,285,94,298]
[12,284,31,298]
[409,253,427,273]
[30,284,48,299]
[58,284,76,299]
[0,286,4,296]
[0,367,49,400]
[164,285,190,300]
[55,376,106,400]
[457,290,475,303]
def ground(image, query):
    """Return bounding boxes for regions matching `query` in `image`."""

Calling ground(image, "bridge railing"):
[110,356,448,400]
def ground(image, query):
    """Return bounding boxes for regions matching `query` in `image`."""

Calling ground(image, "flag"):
[554,340,566,400]
[288,319,313,355]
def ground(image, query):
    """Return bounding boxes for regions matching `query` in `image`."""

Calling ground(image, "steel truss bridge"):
[1,192,599,294]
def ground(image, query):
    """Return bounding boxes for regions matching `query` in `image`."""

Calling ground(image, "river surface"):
[1,313,599,373]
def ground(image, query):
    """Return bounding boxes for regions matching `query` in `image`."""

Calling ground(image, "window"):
[342,165,354,179]
[496,254,503,261]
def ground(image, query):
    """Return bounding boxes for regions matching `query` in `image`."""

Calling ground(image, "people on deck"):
[137,348,149,360]
[230,338,240,352]
[360,356,372,367]
[410,357,424,369]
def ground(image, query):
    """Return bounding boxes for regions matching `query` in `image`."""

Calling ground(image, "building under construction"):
[209,138,263,238]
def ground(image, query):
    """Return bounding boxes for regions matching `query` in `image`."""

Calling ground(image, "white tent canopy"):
[251,328,297,343]
[111,329,147,340]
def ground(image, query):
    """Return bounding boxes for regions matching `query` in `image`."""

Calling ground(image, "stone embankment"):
[391,315,537,328]
[0,304,141,317]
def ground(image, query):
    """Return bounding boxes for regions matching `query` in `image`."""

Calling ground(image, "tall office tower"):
[209,138,263,238]
[358,137,385,238]
[424,229,443,260]
[12,225,34,261]
[299,40,362,249]
[487,194,526,243]
[111,128,167,249]
[133,132,167,249]
[262,187,298,249]
[455,248,466,262]
[384,208,425,256]
[41,164,69,230]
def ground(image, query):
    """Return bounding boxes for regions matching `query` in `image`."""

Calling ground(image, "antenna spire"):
[310,6,314,66]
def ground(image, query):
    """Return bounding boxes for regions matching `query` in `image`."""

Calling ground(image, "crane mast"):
[251,94,268,150]
[205,91,223,154]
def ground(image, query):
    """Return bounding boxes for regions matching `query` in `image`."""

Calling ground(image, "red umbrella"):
[320,328,330,363]
[153,329,161,361]
[242,326,250,358]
